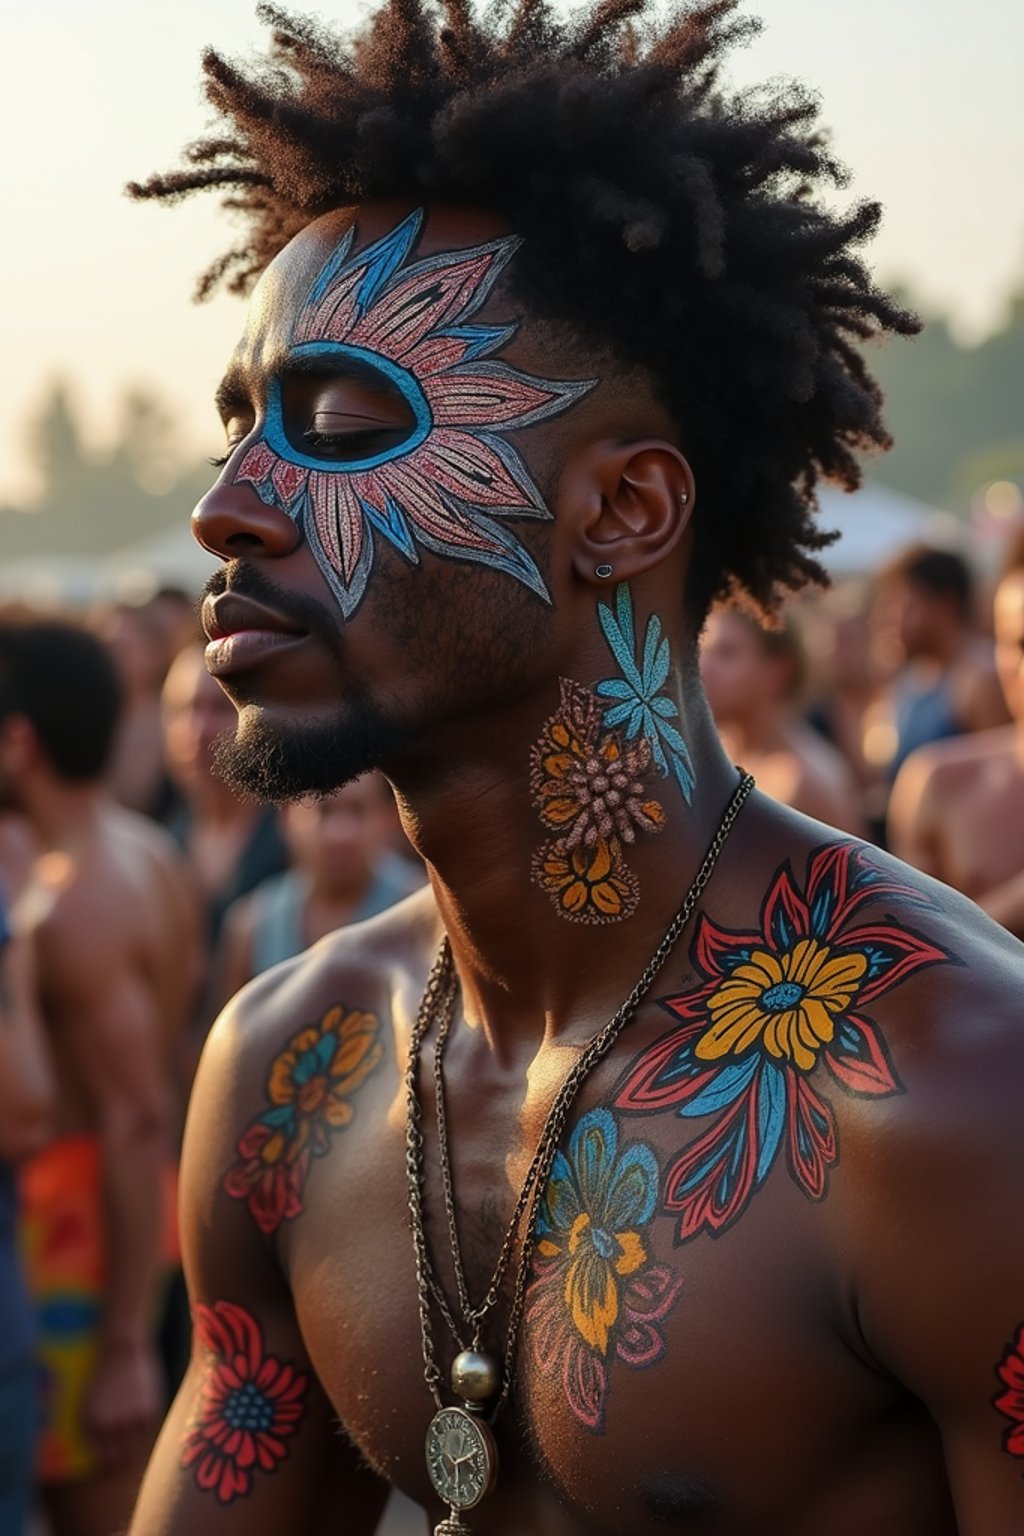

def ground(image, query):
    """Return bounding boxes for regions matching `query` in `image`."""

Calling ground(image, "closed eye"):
[300,427,411,460]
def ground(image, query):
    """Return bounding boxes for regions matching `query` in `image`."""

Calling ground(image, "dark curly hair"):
[129,0,918,623]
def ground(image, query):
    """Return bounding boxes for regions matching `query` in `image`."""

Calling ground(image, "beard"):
[213,693,412,805]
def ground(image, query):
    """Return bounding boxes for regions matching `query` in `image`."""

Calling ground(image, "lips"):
[202,592,308,676]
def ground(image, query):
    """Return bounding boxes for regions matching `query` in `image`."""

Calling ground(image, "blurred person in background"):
[889,530,1024,937]
[162,641,288,987]
[701,605,865,836]
[871,544,1008,780]
[0,815,55,1536]
[144,589,201,681]
[216,775,423,1004]
[803,583,894,841]
[98,601,183,825]
[0,621,193,1536]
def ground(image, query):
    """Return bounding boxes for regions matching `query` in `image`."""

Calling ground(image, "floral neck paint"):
[529,584,693,924]
[233,208,596,617]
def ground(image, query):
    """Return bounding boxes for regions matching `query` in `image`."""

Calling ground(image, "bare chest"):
[281,1098,953,1536]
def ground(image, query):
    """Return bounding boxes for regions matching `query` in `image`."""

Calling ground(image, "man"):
[872,543,1008,778]
[216,776,422,1005]
[100,600,181,823]
[0,814,55,1535]
[889,543,1024,936]
[127,3,1024,1531]
[0,621,193,1536]
[700,605,865,836]
[162,641,288,966]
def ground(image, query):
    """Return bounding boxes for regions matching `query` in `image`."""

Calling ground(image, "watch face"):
[425,1407,497,1511]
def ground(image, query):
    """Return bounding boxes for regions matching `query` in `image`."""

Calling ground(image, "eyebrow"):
[214,366,250,420]
[213,346,399,420]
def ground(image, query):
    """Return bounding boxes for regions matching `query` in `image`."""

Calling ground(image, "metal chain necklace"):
[405,771,755,1534]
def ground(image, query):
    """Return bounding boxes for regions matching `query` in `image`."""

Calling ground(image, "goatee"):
[213,699,410,804]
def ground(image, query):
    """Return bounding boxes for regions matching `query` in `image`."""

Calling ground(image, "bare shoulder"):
[190,884,437,1245]
[202,882,438,1105]
[907,724,1018,786]
[795,838,1024,1405]
[106,801,191,890]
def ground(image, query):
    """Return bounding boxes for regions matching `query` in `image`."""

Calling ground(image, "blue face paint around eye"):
[231,208,597,619]
[261,342,432,473]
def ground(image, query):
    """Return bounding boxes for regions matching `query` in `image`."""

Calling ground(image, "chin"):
[214,698,410,805]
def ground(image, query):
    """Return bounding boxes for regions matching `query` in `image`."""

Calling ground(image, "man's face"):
[699,610,776,724]
[875,578,944,662]
[994,572,1024,723]
[161,644,239,795]
[282,776,390,891]
[194,204,597,800]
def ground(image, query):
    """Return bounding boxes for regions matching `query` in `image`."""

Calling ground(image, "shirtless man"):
[216,777,421,1006]
[700,606,865,836]
[0,815,55,1534]
[0,621,194,1536]
[127,3,1024,1532]
[872,544,1008,779]
[889,550,1024,936]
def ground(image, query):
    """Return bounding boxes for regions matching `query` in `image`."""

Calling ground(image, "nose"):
[192,480,302,561]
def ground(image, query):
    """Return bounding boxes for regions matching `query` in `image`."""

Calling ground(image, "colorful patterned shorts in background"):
[18,1136,178,1484]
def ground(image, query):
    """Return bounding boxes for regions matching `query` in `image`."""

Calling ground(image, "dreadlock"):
[129,0,918,621]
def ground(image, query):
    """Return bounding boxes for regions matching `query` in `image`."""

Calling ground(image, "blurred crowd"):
[1,518,1023,1534]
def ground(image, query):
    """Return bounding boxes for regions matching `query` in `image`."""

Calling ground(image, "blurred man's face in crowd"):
[282,776,390,893]
[162,643,238,795]
[96,604,167,699]
[993,572,1024,723]
[874,578,955,662]
[700,609,785,724]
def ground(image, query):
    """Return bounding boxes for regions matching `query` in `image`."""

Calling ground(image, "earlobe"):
[567,439,695,588]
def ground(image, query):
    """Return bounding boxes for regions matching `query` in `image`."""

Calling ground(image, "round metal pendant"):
[425,1406,498,1511]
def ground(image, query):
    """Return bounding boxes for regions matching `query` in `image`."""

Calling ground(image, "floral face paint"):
[233,209,596,616]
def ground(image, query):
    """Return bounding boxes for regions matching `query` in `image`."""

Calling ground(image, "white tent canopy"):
[816,480,958,576]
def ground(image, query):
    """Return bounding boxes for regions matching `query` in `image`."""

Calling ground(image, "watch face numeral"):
[425,1407,497,1510]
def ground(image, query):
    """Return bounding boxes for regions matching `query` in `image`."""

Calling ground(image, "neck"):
[22,777,107,851]
[391,665,740,1057]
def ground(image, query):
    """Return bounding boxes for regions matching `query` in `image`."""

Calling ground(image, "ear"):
[557,440,696,589]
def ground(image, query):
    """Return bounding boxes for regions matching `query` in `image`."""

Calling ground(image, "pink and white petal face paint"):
[231,208,597,619]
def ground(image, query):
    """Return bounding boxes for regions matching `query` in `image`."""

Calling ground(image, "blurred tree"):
[0,380,211,560]
[871,270,1024,512]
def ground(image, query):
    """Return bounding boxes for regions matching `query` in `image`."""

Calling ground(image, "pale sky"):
[1,0,1022,505]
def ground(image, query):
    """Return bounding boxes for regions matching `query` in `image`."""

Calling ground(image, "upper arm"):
[129,986,391,1536]
[0,925,54,1160]
[846,971,1024,1532]
[41,911,167,1134]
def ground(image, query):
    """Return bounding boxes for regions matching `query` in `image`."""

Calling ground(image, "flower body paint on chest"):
[233,209,596,617]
